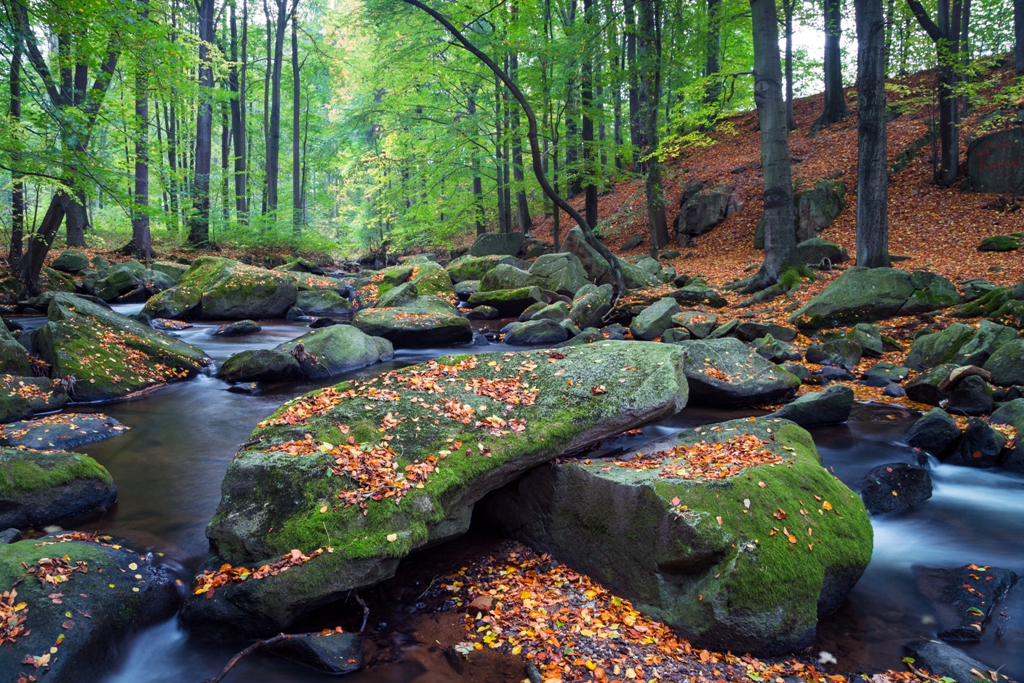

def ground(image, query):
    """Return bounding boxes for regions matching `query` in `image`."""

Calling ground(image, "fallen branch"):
[202,631,315,683]
[353,589,370,633]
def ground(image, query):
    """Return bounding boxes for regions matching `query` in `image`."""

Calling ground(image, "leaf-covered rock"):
[180,341,689,639]
[676,337,801,406]
[352,298,472,348]
[478,418,872,655]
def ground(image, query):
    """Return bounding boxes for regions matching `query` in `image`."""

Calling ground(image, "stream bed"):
[27,309,1021,682]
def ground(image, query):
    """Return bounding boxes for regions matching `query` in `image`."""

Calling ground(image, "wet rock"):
[528,253,589,296]
[568,284,613,329]
[671,311,717,339]
[214,319,262,337]
[454,280,480,301]
[662,328,691,343]
[0,534,179,680]
[913,565,1018,641]
[36,293,210,402]
[0,414,128,451]
[504,319,569,346]
[0,528,20,544]
[780,362,811,382]
[630,298,682,341]
[467,286,545,318]
[285,307,310,321]
[860,463,932,514]
[182,342,688,639]
[51,249,90,274]
[942,418,1005,468]
[353,297,473,348]
[991,399,1024,473]
[946,374,993,416]
[295,290,352,317]
[770,385,853,427]
[797,238,848,266]
[862,362,910,386]
[883,382,906,398]
[478,418,872,656]
[751,334,801,363]
[143,257,298,320]
[531,302,570,322]
[805,339,863,371]
[789,268,960,329]
[905,364,956,406]
[983,339,1024,387]
[905,323,978,370]
[277,325,394,379]
[676,337,801,407]
[267,632,366,674]
[217,350,302,384]
[906,408,961,455]
[0,447,116,529]
[903,640,998,682]
[736,322,799,343]
[467,305,499,320]
[409,262,455,299]
[469,232,524,257]
[602,323,628,340]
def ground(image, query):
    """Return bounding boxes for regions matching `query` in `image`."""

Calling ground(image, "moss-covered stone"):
[0,376,68,416]
[51,250,90,274]
[569,284,614,329]
[0,323,32,376]
[630,298,682,341]
[0,535,178,681]
[409,262,455,299]
[277,325,393,378]
[181,341,689,639]
[94,265,143,302]
[142,257,298,320]
[43,267,77,294]
[480,264,541,292]
[295,290,352,316]
[0,447,116,529]
[467,286,544,317]
[978,234,1022,252]
[676,337,801,406]
[352,298,472,348]
[37,293,210,402]
[150,261,187,282]
[216,349,302,383]
[446,255,515,283]
[478,417,872,655]
[983,338,1024,387]
[376,281,418,308]
[528,253,590,295]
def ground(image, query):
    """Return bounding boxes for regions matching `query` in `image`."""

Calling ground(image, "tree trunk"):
[705,0,723,107]
[624,0,639,150]
[636,0,668,251]
[749,0,799,288]
[855,0,890,267]
[292,12,302,233]
[816,0,849,128]
[187,0,215,247]
[9,41,24,264]
[1017,0,1024,75]
[65,191,89,247]
[221,103,231,224]
[166,101,180,233]
[468,94,485,235]
[131,0,154,260]
[783,0,796,131]
[229,0,249,222]
[267,0,297,214]
[510,52,532,233]
[582,0,598,228]
[494,73,506,234]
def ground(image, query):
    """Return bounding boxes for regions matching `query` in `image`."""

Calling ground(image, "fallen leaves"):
[0,589,29,645]
[193,546,332,598]
[24,556,88,587]
[611,434,784,482]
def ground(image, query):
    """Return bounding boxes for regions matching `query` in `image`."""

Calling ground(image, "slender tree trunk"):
[704,0,723,108]
[510,52,532,233]
[267,0,297,214]
[292,12,302,233]
[494,73,506,234]
[65,191,89,247]
[131,0,154,259]
[468,94,485,235]
[816,0,850,128]
[636,0,668,251]
[1016,0,1024,76]
[749,0,799,288]
[582,0,598,228]
[221,104,231,224]
[166,101,180,233]
[783,0,796,131]
[9,41,24,264]
[262,0,272,215]
[624,0,639,150]
[229,0,249,222]
[187,0,215,247]
[885,0,896,73]
[856,0,890,267]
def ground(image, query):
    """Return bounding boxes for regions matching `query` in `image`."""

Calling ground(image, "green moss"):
[0,448,112,497]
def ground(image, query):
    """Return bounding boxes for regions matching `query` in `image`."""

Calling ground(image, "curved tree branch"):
[398,0,625,296]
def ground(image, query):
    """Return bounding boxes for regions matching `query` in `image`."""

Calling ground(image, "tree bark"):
[292,11,302,233]
[494,73,507,234]
[65,190,89,247]
[705,0,723,108]
[187,0,216,247]
[468,94,486,235]
[624,0,639,150]
[229,0,249,222]
[749,0,799,289]
[636,0,668,251]
[816,0,850,128]
[782,0,796,131]
[267,0,298,214]
[855,0,890,267]
[9,40,25,264]
[510,52,532,233]
[130,0,154,259]
[1016,0,1024,75]
[582,0,598,228]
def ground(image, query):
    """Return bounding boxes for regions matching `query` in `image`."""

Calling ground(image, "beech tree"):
[856,0,890,267]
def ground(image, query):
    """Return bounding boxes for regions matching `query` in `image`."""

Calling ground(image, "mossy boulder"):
[51,250,90,274]
[36,293,210,402]
[630,298,682,341]
[528,253,589,295]
[214,320,262,337]
[478,417,872,655]
[94,265,144,302]
[805,339,863,371]
[0,324,32,376]
[142,257,298,320]
[751,334,801,363]
[0,534,179,681]
[352,298,472,348]
[409,262,454,299]
[530,301,570,322]
[0,447,116,529]
[676,337,801,407]
[569,284,613,329]
[797,238,849,266]
[904,323,977,370]
[468,286,545,318]
[983,338,1024,387]
[991,399,1024,473]
[150,261,187,282]
[789,268,961,328]
[217,350,302,383]
[446,255,515,283]
[0,413,127,451]
[479,264,540,292]
[905,364,956,406]
[141,269,177,294]
[672,311,718,339]
[503,319,569,345]
[769,385,854,427]
[559,226,613,285]
[42,268,77,294]
[0,376,68,417]
[469,232,524,257]
[295,290,352,317]
[181,341,689,639]
[376,281,418,308]
[736,322,799,343]
[277,325,393,379]
[978,234,1022,252]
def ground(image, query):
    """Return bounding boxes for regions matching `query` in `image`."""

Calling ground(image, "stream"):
[21,306,1022,682]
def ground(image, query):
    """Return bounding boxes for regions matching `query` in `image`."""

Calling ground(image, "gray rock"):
[469,232,524,257]
[991,399,1024,473]
[267,632,366,674]
[677,337,801,406]
[806,339,863,371]
[862,362,910,386]
[860,462,932,514]
[671,311,718,339]
[295,290,352,316]
[216,349,302,383]
[966,128,1024,193]
[353,298,472,348]
[903,640,998,683]
[953,320,1017,367]
[662,328,691,343]
[0,414,129,451]
[983,338,1024,387]
[568,283,614,329]
[467,305,499,320]
[215,319,262,337]
[518,301,548,322]
[905,364,956,406]
[907,408,961,455]
[795,180,846,241]
[277,325,393,378]
[797,238,849,266]
[846,323,884,357]
[946,374,993,415]
[883,382,906,398]
[0,528,21,544]
[620,234,643,251]
[468,286,545,318]
[0,447,117,529]
[780,362,811,381]
[943,418,1005,468]
[531,301,571,322]
[377,281,419,308]
[454,279,480,300]
[528,253,589,295]
[751,334,801,363]
[559,226,615,285]
[913,565,1018,642]
[503,319,569,345]
[770,385,853,427]
[51,249,91,273]
[736,321,799,342]
[675,186,734,240]
[635,256,662,275]
[630,298,683,341]
[905,323,978,370]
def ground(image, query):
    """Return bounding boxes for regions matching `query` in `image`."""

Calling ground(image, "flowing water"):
[21,307,1020,682]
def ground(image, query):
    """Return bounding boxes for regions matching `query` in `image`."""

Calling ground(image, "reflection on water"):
[37,317,1019,682]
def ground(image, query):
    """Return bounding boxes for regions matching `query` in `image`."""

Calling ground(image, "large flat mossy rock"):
[446,255,515,283]
[180,341,689,639]
[467,286,545,317]
[294,289,352,316]
[983,338,1024,387]
[0,534,178,682]
[277,325,393,378]
[36,293,210,402]
[0,447,116,529]
[789,268,961,328]
[352,298,472,348]
[528,253,589,295]
[675,337,801,406]
[409,262,455,299]
[479,417,872,656]
[142,257,298,320]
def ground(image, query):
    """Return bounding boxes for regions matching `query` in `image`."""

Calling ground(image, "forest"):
[1,0,1024,681]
